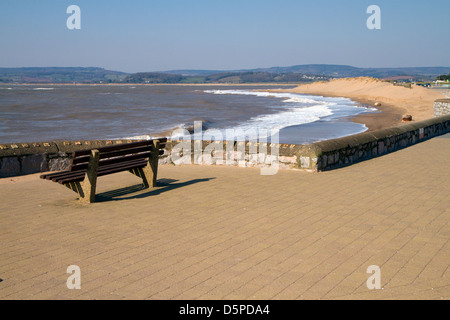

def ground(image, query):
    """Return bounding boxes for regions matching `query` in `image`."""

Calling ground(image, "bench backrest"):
[69,138,167,172]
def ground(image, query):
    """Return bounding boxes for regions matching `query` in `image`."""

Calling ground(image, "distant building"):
[433,80,450,88]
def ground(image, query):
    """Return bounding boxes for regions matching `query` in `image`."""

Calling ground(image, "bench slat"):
[41,170,75,180]
[97,164,147,178]
[73,138,167,157]
[70,152,152,172]
[40,172,58,179]
[71,145,152,165]
[57,162,148,185]
[56,159,148,184]
[46,158,148,182]
[72,140,150,157]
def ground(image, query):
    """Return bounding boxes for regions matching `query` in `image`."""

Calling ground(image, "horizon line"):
[1,64,449,74]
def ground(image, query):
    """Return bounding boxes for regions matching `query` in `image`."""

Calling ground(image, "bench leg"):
[129,167,149,188]
[130,140,159,189]
[80,176,97,203]
[63,179,96,203]
[129,166,155,188]
[145,140,159,188]
[142,164,157,188]
[79,150,100,203]
[64,182,85,199]
[63,150,99,203]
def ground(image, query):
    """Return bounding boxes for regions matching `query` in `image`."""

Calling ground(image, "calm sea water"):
[0,84,376,144]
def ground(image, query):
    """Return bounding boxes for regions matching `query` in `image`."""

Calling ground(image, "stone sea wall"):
[434,99,450,117]
[300,114,450,171]
[1,114,450,177]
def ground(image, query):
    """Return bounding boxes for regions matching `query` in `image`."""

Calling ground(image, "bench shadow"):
[95,177,215,202]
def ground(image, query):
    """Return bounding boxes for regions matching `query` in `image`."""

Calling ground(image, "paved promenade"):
[1,134,449,300]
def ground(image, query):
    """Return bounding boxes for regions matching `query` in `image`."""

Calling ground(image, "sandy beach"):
[272,77,447,131]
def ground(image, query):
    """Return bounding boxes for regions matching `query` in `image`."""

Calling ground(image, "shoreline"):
[349,98,405,132]
[313,93,407,132]
[143,95,406,144]
[271,77,446,132]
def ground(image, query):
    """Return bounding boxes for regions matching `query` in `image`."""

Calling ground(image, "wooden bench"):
[40,138,167,203]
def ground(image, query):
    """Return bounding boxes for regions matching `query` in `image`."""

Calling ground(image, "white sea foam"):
[200,89,336,140]
[121,135,153,140]
[33,88,55,91]
[125,89,374,142]
[235,104,332,132]
[122,122,188,141]
[195,104,332,141]
[204,89,319,104]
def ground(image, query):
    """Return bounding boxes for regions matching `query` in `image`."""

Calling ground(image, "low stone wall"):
[299,114,450,171]
[159,140,301,170]
[434,99,450,117]
[1,114,450,177]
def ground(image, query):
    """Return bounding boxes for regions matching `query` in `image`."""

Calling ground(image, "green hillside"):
[0,67,128,83]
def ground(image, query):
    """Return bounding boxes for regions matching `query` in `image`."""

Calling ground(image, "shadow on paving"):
[95,177,215,202]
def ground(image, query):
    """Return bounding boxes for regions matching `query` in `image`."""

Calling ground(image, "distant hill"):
[161,65,449,80]
[249,64,450,79]
[125,65,449,84]
[158,70,225,76]
[1,65,448,84]
[123,71,328,84]
[0,67,128,83]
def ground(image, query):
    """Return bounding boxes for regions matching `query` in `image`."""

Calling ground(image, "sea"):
[0,84,377,145]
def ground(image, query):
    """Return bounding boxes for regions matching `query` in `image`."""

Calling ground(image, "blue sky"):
[1,0,449,73]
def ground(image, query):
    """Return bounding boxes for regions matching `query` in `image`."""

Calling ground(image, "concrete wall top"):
[54,139,141,154]
[0,141,59,157]
[0,139,146,158]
